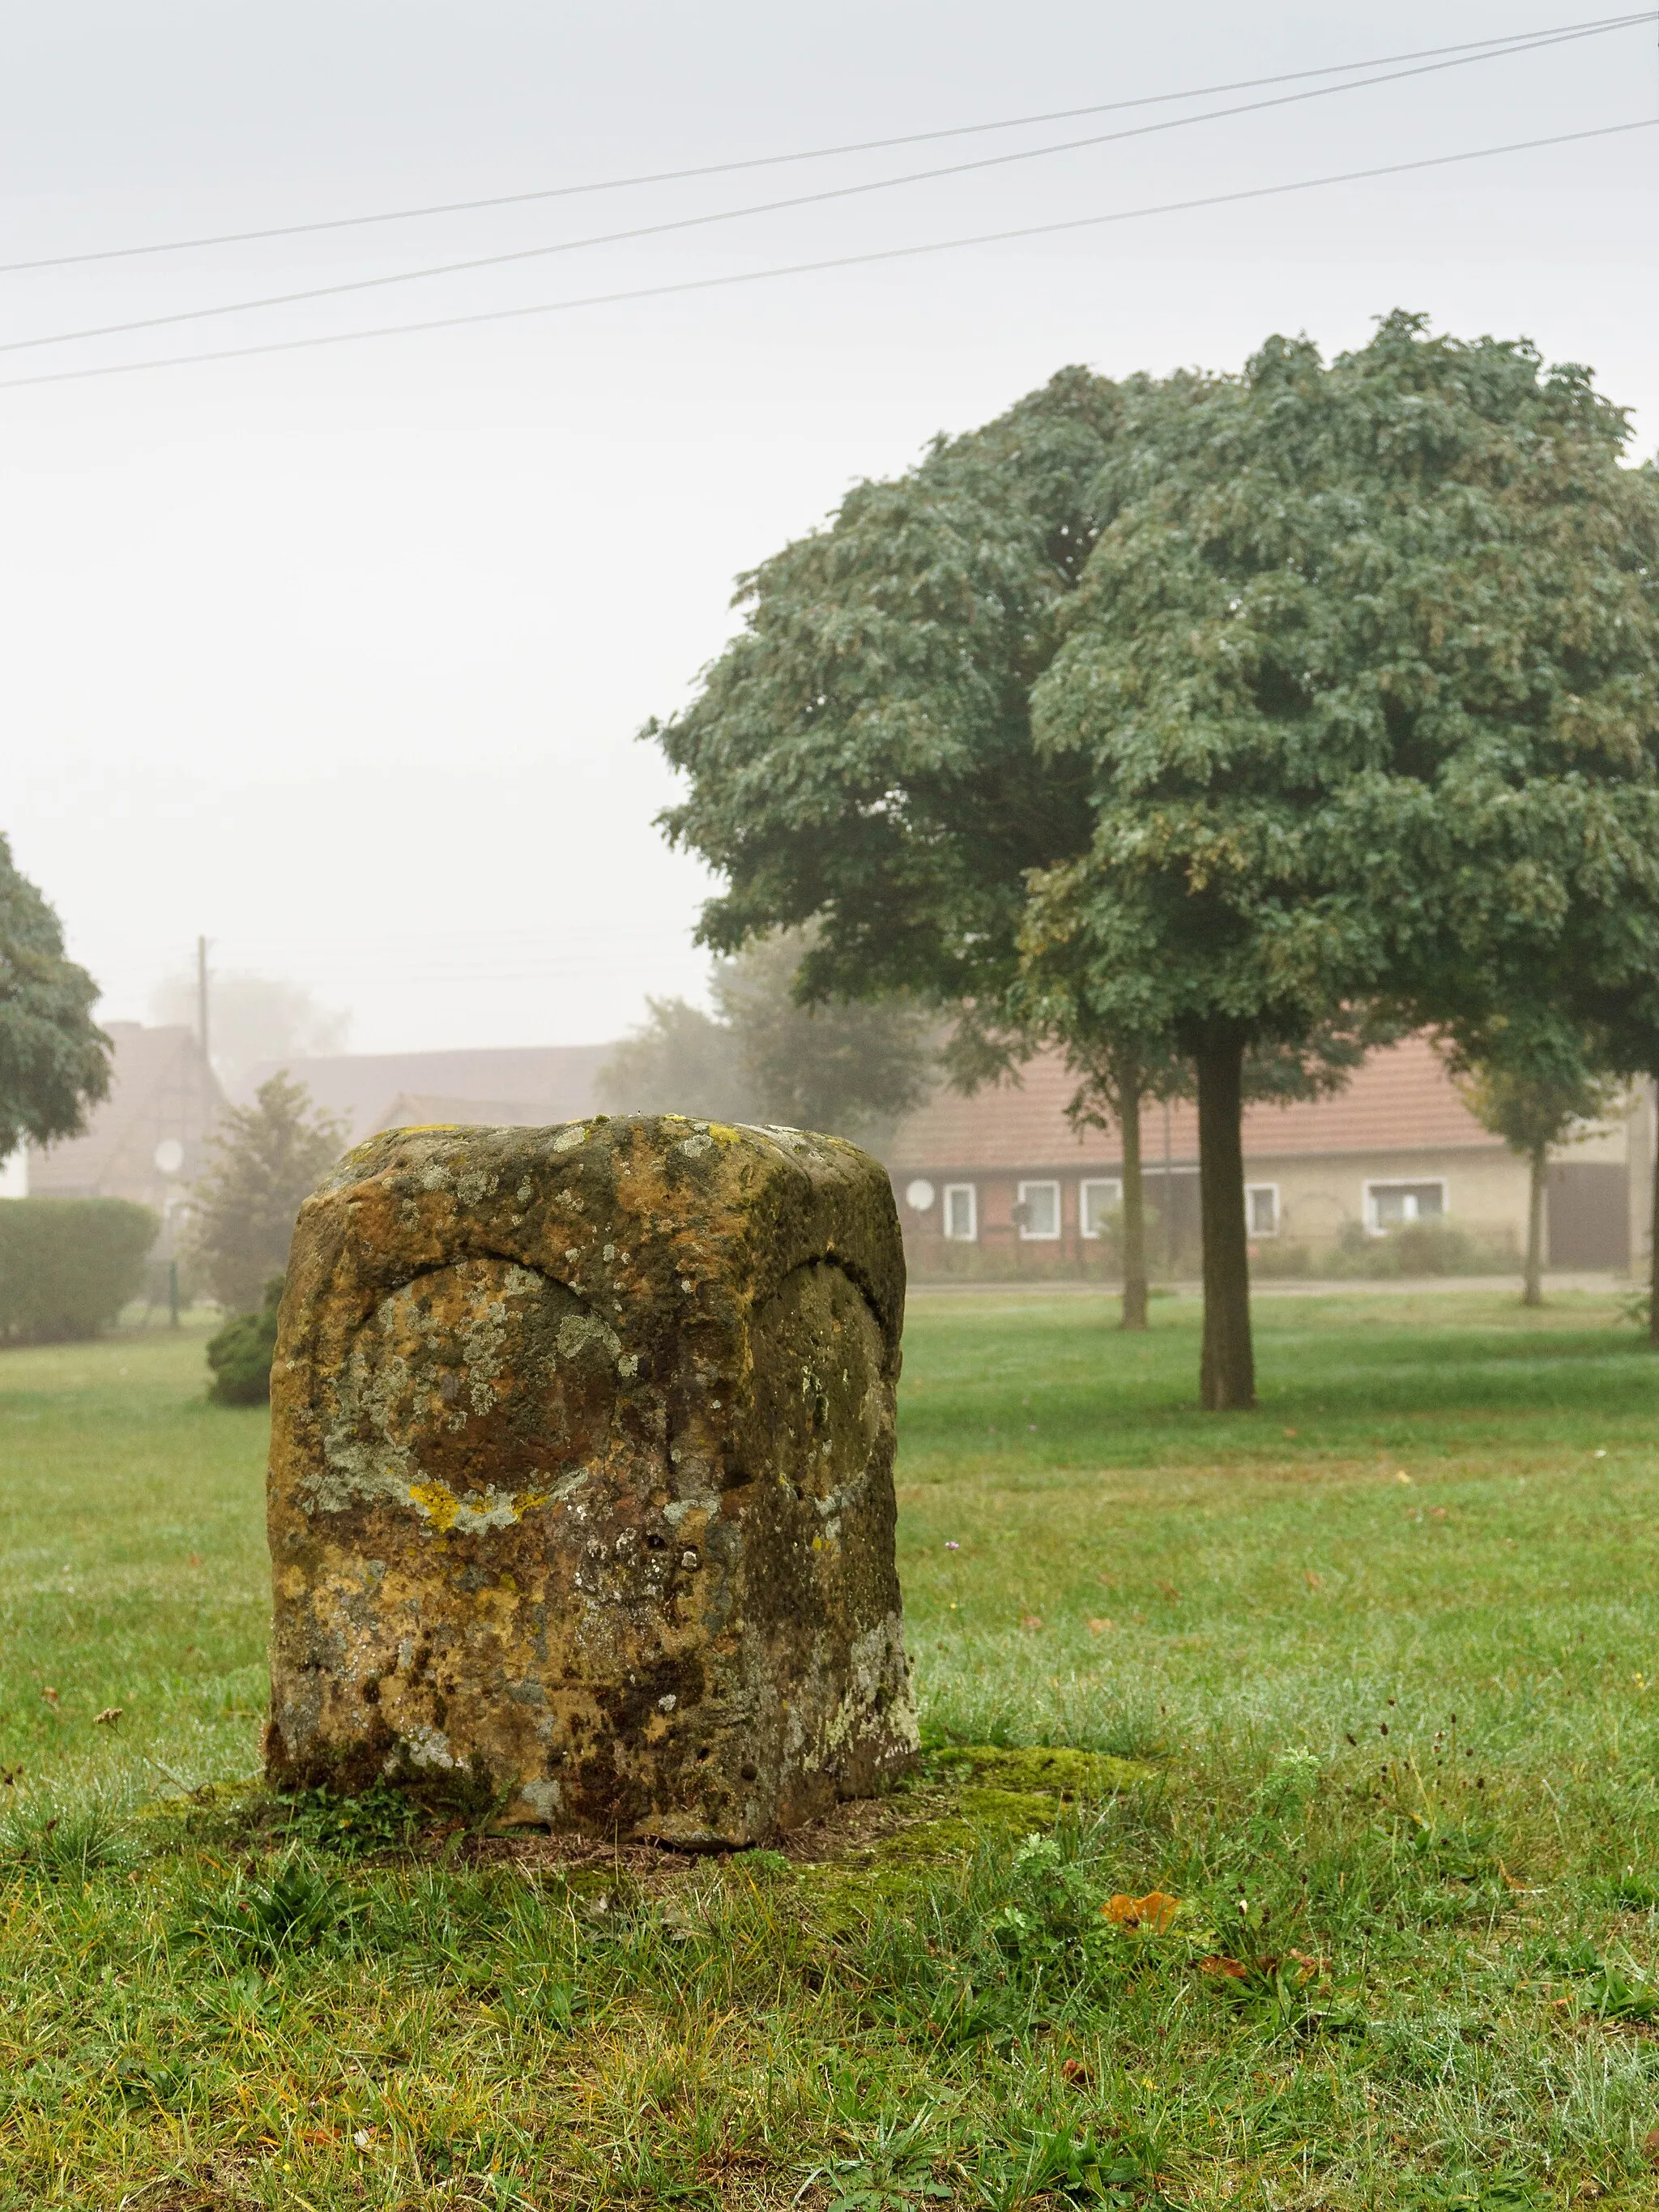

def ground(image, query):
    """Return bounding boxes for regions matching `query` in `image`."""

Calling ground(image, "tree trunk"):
[1196,1027,1255,1412]
[1119,1081,1148,1330]
[1522,1142,1546,1308]
[1649,1093,1659,1349]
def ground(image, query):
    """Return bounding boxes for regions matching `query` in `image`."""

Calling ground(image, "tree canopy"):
[1449,1034,1621,1307]
[0,833,110,1159]
[187,1072,346,1312]
[1021,314,1659,1397]
[655,315,1659,1408]
[655,366,1122,1012]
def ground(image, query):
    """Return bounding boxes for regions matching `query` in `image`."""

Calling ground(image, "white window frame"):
[942,1183,978,1242]
[1244,1183,1280,1238]
[1079,1177,1124,1239]
[1016,1179,1062,1241]
[1364,1178,1448,1235]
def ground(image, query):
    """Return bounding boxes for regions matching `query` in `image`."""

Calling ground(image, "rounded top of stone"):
[300,1112,905,1346]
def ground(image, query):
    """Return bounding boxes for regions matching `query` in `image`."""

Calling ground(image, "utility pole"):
[196,935,215,1156]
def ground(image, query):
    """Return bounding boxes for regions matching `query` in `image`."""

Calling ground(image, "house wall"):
[1263,1144,1523,1254]
[28,1023,224,1260]
[896,1139,1637,1279]
[889,1043,1644,1282]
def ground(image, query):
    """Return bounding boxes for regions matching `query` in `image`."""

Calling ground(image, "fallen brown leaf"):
[1102,1890,1179,1932]
[1643,2126,1659,2167]
[1019,1613,1043,1631]
[39,1688,58,1709]
[186,1552,203,1568]
[1430,1506,1448,1522]
[1060,2057,1092,2084]
[1200,1955,1248,1979]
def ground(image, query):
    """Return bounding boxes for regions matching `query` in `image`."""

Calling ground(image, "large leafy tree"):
[0,833,110,1157]
[657,320,1659,1410]
[1024,315,1659,1404]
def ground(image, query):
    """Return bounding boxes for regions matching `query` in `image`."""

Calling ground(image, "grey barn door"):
[1546,1162,1630,1269]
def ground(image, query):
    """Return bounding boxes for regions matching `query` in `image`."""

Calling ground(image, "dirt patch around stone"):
[446,1743,1157,1890]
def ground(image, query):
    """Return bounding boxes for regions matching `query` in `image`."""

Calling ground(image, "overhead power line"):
[2,115,1651,393]
[0,18,1642,361]
[0,9,1648,277]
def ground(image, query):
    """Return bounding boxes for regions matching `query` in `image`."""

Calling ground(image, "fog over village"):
[2,6,1659,2205]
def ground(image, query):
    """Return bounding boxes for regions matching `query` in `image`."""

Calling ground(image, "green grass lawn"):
[4,1293,1659,2208]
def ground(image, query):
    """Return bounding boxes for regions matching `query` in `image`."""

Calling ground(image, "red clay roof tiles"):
[888,1034,1496,1172]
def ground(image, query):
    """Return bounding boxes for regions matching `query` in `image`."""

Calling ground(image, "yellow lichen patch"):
[405,1482,549,1534]
[407,1482,462,1531]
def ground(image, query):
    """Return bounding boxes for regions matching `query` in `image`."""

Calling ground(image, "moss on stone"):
[267,1114,919,1844]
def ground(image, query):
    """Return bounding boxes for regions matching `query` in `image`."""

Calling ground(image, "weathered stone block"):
[265,1115,918,1844]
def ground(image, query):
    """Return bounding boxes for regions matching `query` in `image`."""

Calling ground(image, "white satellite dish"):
[903,1178,936,1213]
[153,1138,185,1176]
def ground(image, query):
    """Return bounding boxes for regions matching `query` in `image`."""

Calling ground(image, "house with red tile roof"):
[886,1035,1651,1279]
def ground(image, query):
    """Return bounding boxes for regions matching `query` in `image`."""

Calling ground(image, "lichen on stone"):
[266,1113,916,1844]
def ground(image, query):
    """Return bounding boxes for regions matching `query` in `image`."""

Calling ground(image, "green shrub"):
[1320,1219,1508,1279]
[0,1198,158,1342]
[205,1276,284,1406]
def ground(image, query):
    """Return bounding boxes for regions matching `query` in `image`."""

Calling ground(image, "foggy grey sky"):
[2,2,1654,1054]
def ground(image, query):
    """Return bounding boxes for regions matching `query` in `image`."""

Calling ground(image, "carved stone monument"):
[264,1115,918,1844]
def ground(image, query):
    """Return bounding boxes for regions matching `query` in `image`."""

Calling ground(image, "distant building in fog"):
[22,1023,225,1250]
[232,1029,1651,1285]
[239,1044,610,1143]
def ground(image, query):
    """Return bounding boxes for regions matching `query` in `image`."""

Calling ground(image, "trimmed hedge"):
[205,1276,284,1406]
[0,1198,159,1342]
